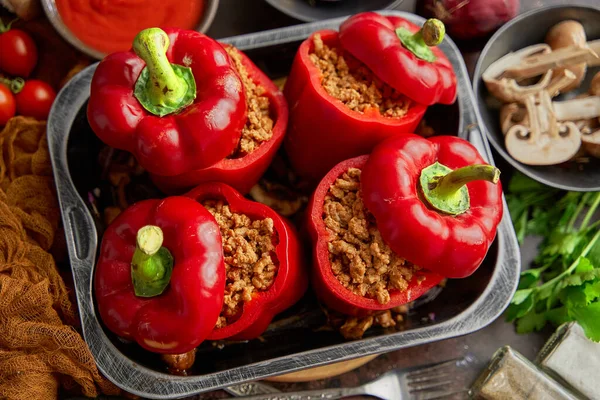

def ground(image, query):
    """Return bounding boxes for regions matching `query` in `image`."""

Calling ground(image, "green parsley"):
[506,173,600,341]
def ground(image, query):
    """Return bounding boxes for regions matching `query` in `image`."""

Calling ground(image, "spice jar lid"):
[338,12,457,106]
[537,322,600,400]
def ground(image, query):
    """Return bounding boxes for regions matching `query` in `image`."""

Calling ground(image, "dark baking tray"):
[47,11,520,399]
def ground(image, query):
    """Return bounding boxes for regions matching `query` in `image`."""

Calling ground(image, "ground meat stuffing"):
[225,46,274,157]
[328,305,410,340]
[323,168,422,305]
[310,34,411,118]
[203,200,278,328]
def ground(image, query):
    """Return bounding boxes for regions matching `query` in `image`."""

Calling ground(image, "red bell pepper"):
[94,196,225,354]
[339,13,457,106]
[87,27,247,177]
[283,30,428,187]
[307,155,444,317]
[362,134,503,279]
[185,182,307,340]
[151,47,288,194]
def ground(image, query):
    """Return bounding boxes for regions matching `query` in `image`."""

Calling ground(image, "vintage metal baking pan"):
[47,11,520,399]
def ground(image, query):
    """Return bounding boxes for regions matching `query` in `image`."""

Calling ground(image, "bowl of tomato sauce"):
[41,0,219,59]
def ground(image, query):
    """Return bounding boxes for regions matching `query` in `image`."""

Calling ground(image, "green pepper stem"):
[420,162,500,215]
[133,28,192,115]
[430,165,501,198]
[131,225,174,297]
[138,225,163,254]
[0,75,24,94]
[395,18,445,62]
[416,19,446,47]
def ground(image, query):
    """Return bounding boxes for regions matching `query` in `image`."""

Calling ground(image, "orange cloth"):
[0,117,119,399]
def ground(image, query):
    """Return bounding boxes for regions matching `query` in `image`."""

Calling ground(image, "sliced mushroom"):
[570,145,590,162]
[546,69,577,97]
[576,118,600,159]
[506,122,582,165]
[590,71,600,96]
[546,21,587,49]
[545,20,588,92]
[589,39,600,67]
[582,129,600,158]
[505,95,582,165]
[538,91,559,138]
[500,103,528,135]
[483,44,554,103]
[553,96,600,121]
[487,74,554,103]
[575,118,598,135]
[504,45,598,80]
[498,71,575,132]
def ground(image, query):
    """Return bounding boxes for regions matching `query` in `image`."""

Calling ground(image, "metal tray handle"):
[47,68,99,332]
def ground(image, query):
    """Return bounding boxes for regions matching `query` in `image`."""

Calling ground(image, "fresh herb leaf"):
[545,306,573,326]
[575,257,594,274]
[583,281,600,304]
[561,286,587,309]
[506,173,600,342]
[540,231,584,265]
[586,235,600,267]
[545,282,563,311]
[569,302,600,342]
[512,288,533,305]
[516,310,547,334]
[562,267,600,287]
[506,172,562,244]
[527,213,549,237]
[506,294,534,322]
[538,282,559,302]
[515,210,528,244]
[518,266,546,290]
[508,172,547,193]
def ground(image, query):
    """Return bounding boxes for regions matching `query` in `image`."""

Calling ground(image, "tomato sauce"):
[55,0,205,55]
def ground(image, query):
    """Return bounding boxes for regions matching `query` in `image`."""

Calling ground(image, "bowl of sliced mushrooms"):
[473,4,600,191]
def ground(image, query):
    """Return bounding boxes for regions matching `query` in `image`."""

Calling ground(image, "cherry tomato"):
[15,80,56,121]
[0,84,16,125]
[0,29,38,77]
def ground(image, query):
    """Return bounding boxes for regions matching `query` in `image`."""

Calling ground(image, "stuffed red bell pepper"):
[307,135,502,317]
[362,134,503,279]
[87,27,247,177]
[308,155,444,317]
[339,13,457,106]
[284,13,457,186]
[185,182,307,340]
[152,46,289,194]
[94,196,225,355]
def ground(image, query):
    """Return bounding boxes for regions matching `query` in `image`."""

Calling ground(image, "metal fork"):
[229,355,476,400]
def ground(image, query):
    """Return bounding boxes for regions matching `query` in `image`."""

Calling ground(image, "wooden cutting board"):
[265,355,378,382]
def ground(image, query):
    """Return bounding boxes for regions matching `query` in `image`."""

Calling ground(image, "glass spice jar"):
[469,346,580,400]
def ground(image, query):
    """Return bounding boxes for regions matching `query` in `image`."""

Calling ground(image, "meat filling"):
[323,168,421,305]
[310,34,411,118]
[203,200,278,328]
[225,46,275,158]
